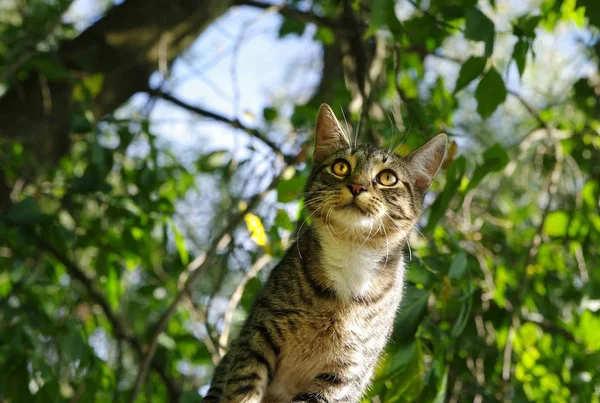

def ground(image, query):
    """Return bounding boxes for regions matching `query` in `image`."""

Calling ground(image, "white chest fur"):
[317,229,398,300]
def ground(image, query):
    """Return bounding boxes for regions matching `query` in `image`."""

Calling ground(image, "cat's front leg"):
[207,323,279,403]
[291,372,365,403]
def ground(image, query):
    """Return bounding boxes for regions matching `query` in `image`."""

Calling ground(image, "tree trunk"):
[0,0,234,172]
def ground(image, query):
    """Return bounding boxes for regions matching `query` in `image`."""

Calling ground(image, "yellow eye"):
[377,170,398,186]
[332,160,351,177]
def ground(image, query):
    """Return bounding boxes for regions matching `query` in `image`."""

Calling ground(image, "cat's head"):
[305,104,447,246]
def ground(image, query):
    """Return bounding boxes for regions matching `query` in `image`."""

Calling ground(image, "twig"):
[236,0,347,32]
[507,89,547,130]
[128,175,282,403]
[184,292,222,365]
[218,254,273,355]
[151,90,289,161]
[407,0,463,32]
[35,235,181,401]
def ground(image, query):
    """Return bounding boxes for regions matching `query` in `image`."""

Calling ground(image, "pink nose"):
[348,183,367,196]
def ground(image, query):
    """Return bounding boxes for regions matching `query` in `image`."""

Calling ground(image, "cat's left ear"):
[313,104,350,165]
[406,133,448,192]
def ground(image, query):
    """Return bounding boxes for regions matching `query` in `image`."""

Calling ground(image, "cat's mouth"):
[341,200,369,215]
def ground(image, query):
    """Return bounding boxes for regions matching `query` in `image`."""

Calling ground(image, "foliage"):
[1,0,600,402]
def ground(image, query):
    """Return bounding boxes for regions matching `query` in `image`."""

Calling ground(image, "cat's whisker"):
[303,196,331,207]
[383,212,404,231]
[339,106,353,150]
[398,118,411,149]
[386,110,398,159]
[358,221,375,250]
[296,205,325,259]
[405,235,412,262]
[354,108,362,150]
[207,104,448,401]
[413,227,428,243]
[324,203,338,244]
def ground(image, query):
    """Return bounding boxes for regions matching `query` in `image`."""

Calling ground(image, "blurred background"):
[1,0,599,401]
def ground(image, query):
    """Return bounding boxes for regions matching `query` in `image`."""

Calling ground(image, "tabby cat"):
[204,104,447,403]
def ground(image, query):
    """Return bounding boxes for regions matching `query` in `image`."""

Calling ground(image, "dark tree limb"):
[129,174,282,402]
[0,0,235,177]
[151,90,287,160]
[236,0,347,31]
[35,235,181,401]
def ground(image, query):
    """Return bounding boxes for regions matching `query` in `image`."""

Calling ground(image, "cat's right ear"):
[313,104,350,165]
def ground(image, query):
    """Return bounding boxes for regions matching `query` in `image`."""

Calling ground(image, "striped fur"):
[204,104,447,403]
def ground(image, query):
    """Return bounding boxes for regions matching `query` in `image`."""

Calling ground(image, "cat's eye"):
[331,160,351,177]
[377,170,398,186]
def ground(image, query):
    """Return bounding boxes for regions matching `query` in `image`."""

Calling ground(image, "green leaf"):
[433,367,449,403]
[72,73,104,101]
[7,197,43,224]
[196,151,231,172]
[277,174,306,203]
[393,286,429,343]
[106,265,120,310]
[448,252,467,279]
[454,56,486,93]
[62,327,85,362]
[370,0,402,31]
[263,107,278,122]
[474,67,507,118]
[451,295,473,337]
[315,27,335,45]
[0,271,12,298]
[513,15,542,38]
[512,38,529,78]
[465,7,495,57]
[279,19,305,37]
[578,0,600,28]
[171,222,189,265]
[241,277,263,312]
[544,211,569,237]
[465,143,509,192]
[179,390,202,403]
[426,157,466,232]
[583,180,599,208]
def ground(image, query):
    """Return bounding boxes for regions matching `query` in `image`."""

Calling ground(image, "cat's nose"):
[348,183,367,196]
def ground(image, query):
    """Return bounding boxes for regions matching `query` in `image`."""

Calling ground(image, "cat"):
[203,104,447,403]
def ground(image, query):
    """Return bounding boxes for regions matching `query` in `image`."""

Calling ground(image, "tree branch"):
[151,90,289,160]
[0,0,235,185]
[218,254,272,355]
[236,0,347,32]
[128,174,282,403]
[35,236,181,401]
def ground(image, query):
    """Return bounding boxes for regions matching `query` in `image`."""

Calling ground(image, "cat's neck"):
[312,223,405,301]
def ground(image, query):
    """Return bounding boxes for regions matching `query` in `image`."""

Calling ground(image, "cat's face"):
[305,104,447,245]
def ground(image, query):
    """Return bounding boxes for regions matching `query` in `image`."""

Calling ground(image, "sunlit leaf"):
[245,213,267,247]
[106,265,120,310]
[544,211,569,237]
[170,221,189,265]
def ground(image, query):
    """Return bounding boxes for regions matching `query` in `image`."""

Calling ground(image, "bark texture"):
[0,0,234,167]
